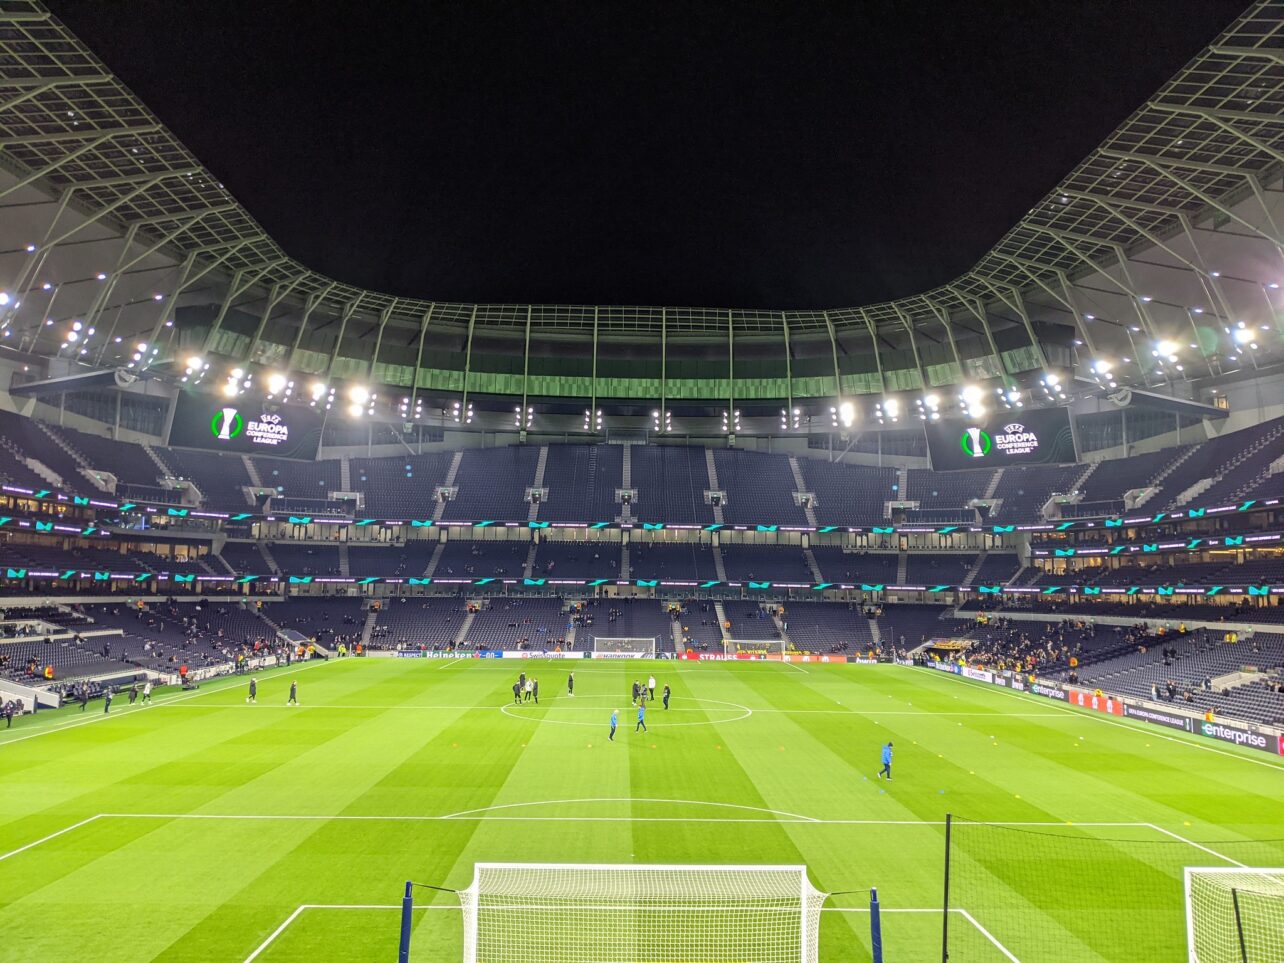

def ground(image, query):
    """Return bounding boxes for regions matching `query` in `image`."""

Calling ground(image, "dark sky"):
[50,0,1248,309]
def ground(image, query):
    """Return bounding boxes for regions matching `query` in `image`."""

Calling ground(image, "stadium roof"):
[0,0,1282,402]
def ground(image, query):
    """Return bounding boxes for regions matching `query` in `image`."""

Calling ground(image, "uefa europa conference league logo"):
[209,406,289,447]
[212,406,243,440]
[960,422,1040,459]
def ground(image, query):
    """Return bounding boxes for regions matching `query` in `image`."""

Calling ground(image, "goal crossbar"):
[591,636,656,658]
[459,862,827,962]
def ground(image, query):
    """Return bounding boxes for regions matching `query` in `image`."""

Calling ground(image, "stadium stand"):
[350,452,455,517]
[540,444,624,522]
[630,446,714,524]
[441,447,539,521]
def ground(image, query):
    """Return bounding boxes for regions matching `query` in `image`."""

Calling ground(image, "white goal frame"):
[724,637,786,657]
[591,636,656,659]
[1184,866,1284,963]
[459,861,826,963]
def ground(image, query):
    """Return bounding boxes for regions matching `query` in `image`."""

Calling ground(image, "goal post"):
[591,636,656,659]
[458,862,828,963]
[724,638,786,658]
[1185,867,1284,963]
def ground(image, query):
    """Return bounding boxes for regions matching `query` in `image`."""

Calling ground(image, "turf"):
[0,657,1280,961]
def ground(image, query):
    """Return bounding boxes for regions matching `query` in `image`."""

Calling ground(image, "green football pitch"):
[0,656,1280,962]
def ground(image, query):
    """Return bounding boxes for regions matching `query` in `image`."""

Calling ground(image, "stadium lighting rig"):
[347,384,376,418]
[777,407,799,432]
[1037,373,1063,402]
[265,371,294,401]
[451,400,474,424]
[583,408,603,431]
[514,405,534,429]
[874,397,899,424]
[1089,358,1117,389]
[651,408,672,433]
[914,393,941,421]
[959,384,985,419]
[398,395,424,420]
[181,355,209,384]
[309,381,335,410]
[830,400,856,429]
[997,386,1024,409]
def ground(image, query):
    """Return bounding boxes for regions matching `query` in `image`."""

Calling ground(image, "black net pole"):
[942,812,952,963]
[1232,888,1249,963]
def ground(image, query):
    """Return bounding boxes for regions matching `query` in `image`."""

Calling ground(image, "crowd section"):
[6,409,1284,527]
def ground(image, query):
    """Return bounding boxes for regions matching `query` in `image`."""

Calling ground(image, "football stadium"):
[1,2,1283,960]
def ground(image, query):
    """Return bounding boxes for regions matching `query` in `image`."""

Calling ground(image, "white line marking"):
[0,658,333,750]
[155,702,1068,718]
[240,902,1008,962]
[0,814,102,863]
[437,797,820,822]
[958,907,1021,962]
[914,666,1284,773]
[98,812,1147,827]
[244,904,308,962]
[1145,823,1248,868]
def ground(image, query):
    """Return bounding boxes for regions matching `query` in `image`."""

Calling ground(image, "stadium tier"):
[2,6,1284,959]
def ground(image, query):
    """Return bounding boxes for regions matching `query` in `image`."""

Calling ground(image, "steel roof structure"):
[0,0,1282,409]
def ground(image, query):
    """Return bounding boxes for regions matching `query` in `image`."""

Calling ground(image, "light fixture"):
[266,371,288,395]
[349,384,370,405]
[838,400,855,428]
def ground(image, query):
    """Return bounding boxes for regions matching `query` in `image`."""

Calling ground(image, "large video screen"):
[924,406,1076,471]
[168,391,324,460]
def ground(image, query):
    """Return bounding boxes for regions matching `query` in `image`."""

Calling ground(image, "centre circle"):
[500,694,752,728]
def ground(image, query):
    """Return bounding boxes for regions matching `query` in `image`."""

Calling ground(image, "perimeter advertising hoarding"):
[1198,720,1279,753]
[1123,704,1193,732]
[1065,687,1124,715]
[169,391,323,461]
[924,406,1076,471]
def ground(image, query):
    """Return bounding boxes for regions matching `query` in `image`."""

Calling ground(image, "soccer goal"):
[724,638,785,658]
[592,636,656,659]
[456,862,827,963]
[1185,867,1284,962]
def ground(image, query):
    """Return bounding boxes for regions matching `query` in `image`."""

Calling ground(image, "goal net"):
[1186,867,1284,963]
[724,638,785,657]
[592,637,656,659]
[459,863,827,963]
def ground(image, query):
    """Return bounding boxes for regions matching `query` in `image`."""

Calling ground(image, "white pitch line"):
[957,908,1021,963]
[99,812,1149,828]
[0,813,102,863]
[0,658,334,750]
[243,904,309,962]
[916,667,1284,773]
[154,702,1070,718]
[1145,823,1248,868]
[241,902,995,963]
[438,796,820,822]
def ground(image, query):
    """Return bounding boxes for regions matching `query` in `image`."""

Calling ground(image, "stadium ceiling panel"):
[0,0,1281,396]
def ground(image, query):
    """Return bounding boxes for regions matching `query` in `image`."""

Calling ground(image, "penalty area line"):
[240,903,1017,963]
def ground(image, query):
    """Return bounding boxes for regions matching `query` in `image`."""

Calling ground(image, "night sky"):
[50,0,1248,309]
